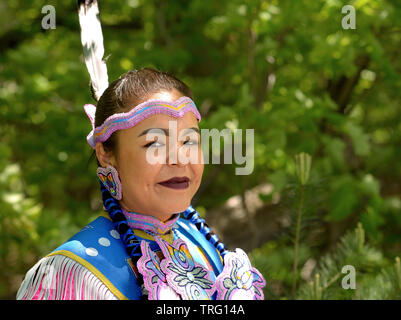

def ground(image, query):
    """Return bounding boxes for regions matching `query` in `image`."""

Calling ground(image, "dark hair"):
[94,67,193,155]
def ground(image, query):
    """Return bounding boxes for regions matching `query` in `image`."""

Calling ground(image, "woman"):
[17,1,265,300]
[16,68,265,300]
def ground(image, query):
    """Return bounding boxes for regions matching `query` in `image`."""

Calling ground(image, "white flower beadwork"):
[214,248,266,300]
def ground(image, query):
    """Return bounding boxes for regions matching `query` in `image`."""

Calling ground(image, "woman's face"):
[97,90,204,221]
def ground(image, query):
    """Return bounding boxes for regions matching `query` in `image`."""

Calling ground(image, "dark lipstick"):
[158,176,190,190]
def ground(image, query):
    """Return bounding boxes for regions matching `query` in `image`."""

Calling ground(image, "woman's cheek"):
[192,164,204,188]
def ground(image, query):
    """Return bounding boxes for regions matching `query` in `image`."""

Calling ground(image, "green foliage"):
[1,0,401,298]
[250,221,401,299]
[249,152,400,299]
[296,223,401,300]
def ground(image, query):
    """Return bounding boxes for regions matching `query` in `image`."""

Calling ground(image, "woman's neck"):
[119,202,175,223]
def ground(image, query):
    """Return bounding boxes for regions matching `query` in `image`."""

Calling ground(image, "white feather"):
[78,0,109,101]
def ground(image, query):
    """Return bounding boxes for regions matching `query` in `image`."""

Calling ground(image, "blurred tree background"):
[1,0,401,299]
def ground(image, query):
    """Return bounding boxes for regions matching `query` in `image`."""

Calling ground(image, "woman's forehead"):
[125,112,200,137]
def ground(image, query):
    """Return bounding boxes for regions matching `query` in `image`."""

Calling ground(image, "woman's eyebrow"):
[181,127,200,135]
[138,127,199,137]
[138,128,169,137]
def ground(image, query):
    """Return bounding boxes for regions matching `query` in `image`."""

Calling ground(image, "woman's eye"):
[183,139,198,146]
[144,141,165,148]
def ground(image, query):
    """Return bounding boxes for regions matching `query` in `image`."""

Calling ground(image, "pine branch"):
[355,257,401,300]
[296,223,386,299]
[291,153,312,298]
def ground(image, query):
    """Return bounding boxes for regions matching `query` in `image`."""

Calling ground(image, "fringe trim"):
[16,255,118,300]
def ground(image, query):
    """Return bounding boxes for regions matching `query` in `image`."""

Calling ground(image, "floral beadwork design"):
[158,238,214,300]
[137,237,214,300]
[137,240,180,300]
[214,248,266,300]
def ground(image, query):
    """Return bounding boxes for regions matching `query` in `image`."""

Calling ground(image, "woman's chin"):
[161,201,191,215]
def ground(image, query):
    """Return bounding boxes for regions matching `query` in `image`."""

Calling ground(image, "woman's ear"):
[95,142,116,168]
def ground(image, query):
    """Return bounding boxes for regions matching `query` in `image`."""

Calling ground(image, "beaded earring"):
[97,165,122,200]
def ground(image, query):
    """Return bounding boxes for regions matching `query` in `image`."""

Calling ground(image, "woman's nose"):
[166,140,186,167]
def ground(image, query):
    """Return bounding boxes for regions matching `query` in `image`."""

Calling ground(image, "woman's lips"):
[158,176,190,190]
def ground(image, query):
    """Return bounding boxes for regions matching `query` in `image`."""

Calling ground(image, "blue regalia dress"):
[17,207,265,300]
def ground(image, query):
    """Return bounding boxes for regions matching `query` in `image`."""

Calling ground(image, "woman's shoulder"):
[51,213,125,261]
[48,213,142,300]
[17,214,142,300]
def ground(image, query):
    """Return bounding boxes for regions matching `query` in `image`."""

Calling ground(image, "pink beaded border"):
[84,96,201,149]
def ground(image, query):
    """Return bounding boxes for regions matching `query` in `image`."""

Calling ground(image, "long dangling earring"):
[97,165,123,200]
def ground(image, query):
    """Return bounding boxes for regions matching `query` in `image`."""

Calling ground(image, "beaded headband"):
[84,96,201,149]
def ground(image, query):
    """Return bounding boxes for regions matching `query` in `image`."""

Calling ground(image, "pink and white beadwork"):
[158,238,214,300]
[214,248,266,300]
[137,237,214,300]
[84,96,201,149]
[121,208,180,235]
[137,240,180,300]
